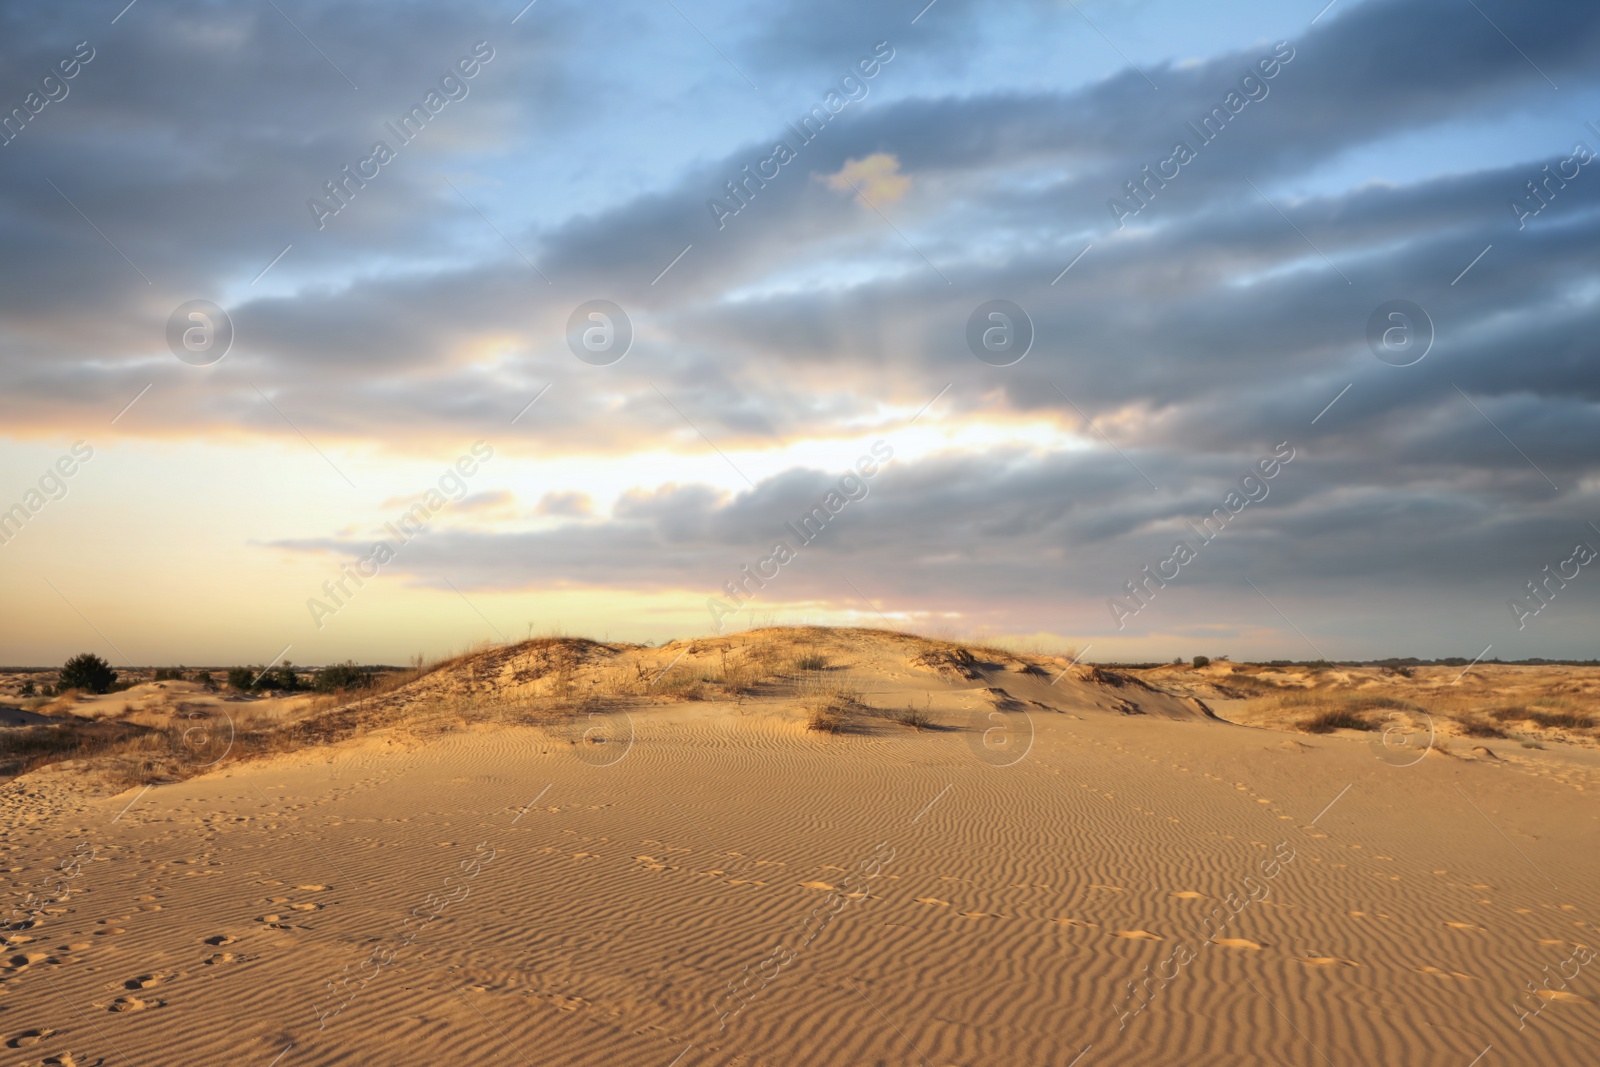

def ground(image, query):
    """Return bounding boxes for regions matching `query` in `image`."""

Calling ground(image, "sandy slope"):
[2,635,1598,1066]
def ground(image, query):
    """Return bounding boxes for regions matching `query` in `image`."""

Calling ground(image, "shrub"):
[265,662,305,691]
[1192,656,1210,669]
[59,653,117,694]
[1461,719,1507,739]
[807,707,845,732]
[793,653,828,672]
[153,667,185,681]
[194,670,214,688]
[315,662,373,693]
[20,680,35,697]
[1301,709,1373,734]
[226,667,257,691]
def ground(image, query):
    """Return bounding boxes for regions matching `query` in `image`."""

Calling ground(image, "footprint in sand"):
[1295,955,1358,967]
[1445,922,1487,933]
[295,885,329,891]
[1537,989,1586,1003]
[1417,966,1475,980]
[1171,891,1206,900]
[1114,930,1164,941]
[914,897,951,907]
[1050,918,1097,928]
[1211,938,1264,950]
[8,1027,55,1048]
[123,974,164,989]
[5,952,59,973]
[288,903,322,912]
[109,995,164,1012]
[202,935,236,946]
[799,881,836,891]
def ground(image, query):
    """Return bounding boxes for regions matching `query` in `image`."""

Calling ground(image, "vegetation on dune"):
[58,652,117,695]
[6,627,1599,789]
[1300,708,1375,734]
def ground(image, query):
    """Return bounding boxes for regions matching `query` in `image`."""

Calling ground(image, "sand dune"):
[2,629,1598,1065]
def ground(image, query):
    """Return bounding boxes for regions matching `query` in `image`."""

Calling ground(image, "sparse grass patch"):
[792,653,828,672]
[892,704,932,730]
[1342,694,1424,712]
[1528,710,1594,730]
[0,717,149,776]
[1300,709,1374,734]
[1484,705,1594,729]
[1487,705,1531,722]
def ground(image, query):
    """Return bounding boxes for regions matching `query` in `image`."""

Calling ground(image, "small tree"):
[195,670,214,688]
[258,661,301,691]
[1192,655,1210,669]
[226,667,257,691]
[59,653,117,694]
[20,680,35,697]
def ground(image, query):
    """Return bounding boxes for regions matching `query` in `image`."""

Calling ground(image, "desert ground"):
[2,628,1598,1066]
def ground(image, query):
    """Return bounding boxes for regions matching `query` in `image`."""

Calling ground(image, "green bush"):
[315,662,373,692]
[1192,656,1210,669]
[226,667,257,691]
[257,663,302,692]
[59,653,117,694]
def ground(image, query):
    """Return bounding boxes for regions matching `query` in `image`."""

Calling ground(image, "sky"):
[1,0,1598,667]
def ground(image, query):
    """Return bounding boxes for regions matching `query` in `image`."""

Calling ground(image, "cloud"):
[537,490,592,517]
[6,0,1600,656]
[822,153,910,207]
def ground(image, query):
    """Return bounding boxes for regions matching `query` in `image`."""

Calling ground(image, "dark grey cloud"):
[5,0,1600,654]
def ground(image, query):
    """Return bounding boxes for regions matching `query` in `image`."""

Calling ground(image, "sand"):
[2,630,1597,1065]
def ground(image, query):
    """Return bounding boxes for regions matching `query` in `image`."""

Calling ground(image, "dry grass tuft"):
[1300,708,1374,734]
[891,704,933,730]
[797,671,863,732]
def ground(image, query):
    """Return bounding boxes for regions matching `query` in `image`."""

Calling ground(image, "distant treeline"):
[1092,657,1600,670]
